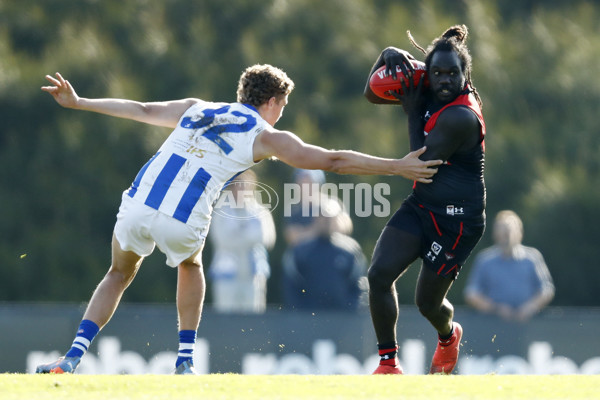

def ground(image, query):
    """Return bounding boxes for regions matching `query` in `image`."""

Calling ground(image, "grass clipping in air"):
[1,374,598,400]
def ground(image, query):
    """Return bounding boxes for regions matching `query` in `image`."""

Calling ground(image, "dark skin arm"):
[421,107,481,160]
[395,73,481,161]
[364,47,417,105]
[395,72,427,151]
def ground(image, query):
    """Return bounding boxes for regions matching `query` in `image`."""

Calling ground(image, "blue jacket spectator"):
[464,210,555,321]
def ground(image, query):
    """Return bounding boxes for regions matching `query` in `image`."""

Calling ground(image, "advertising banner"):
[1,304,598,374]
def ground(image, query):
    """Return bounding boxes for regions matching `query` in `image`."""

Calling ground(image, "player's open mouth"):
[435,89,448,98]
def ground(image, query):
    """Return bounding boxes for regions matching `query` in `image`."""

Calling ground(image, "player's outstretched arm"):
[254,129,442,182]
[41,72,198,128]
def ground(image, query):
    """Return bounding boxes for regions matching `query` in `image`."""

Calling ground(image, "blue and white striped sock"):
[65,319,100,358]
[176,330,196,367]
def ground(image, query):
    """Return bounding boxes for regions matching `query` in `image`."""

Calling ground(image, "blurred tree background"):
[1,0,599,306]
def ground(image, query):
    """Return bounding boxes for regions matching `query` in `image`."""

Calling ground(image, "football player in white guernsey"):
[36,65,442,375]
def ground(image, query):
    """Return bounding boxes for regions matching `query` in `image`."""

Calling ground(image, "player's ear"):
[267,96,277,107]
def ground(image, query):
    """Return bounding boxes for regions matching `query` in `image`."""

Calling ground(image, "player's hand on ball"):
[393,72,426,116]
[369,60,428,102]
[382,47,416,80]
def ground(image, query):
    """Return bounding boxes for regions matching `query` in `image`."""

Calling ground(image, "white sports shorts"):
[114,193,208,267]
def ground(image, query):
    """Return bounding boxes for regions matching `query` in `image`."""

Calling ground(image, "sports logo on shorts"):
[426,241,443,262]
[446,205,464,216]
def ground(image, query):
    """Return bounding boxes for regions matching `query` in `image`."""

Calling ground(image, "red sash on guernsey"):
[424,87,486,151]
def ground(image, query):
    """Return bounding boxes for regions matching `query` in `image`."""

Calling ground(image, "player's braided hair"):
[237,64,295,107]
[408,25,482,108]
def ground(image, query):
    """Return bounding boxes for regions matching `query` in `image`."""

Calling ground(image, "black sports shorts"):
[386,195,485,279]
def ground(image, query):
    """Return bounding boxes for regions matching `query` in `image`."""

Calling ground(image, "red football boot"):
[373,346,403,375]
[373,361,404,375]
[429,322,463,374]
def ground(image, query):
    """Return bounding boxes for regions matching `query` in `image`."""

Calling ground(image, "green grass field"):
[1,374,598,400]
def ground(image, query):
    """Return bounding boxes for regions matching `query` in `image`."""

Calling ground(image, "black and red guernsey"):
[414,86,486,220]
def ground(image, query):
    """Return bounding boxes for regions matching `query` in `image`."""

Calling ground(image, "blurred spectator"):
[282,202,367,311]
[283,168,352,248]
[464,210,555,321]
[208,170,276,313]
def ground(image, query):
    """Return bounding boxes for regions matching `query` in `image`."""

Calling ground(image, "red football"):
[369,60,428,101]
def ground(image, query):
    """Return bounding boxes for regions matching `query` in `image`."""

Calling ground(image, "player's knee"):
[367,262,393,290]
[416,297,437,318]
[107,266,137,287]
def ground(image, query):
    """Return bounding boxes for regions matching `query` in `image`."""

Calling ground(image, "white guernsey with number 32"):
[125,101,269,229]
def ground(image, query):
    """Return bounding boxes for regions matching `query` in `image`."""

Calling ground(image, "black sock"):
[377,342,398,363]
[439,326,454,342]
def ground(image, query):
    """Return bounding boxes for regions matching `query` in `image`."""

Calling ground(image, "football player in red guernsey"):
[364,25,486,375]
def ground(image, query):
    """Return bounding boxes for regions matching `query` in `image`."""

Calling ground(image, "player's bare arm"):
[41,72,198,128]
[420,107,481,162]
[253,128,442,182]
[392,72,428,152]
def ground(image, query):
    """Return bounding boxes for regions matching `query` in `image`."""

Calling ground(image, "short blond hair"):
[495,210,523,241]
[236,64,295,107]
